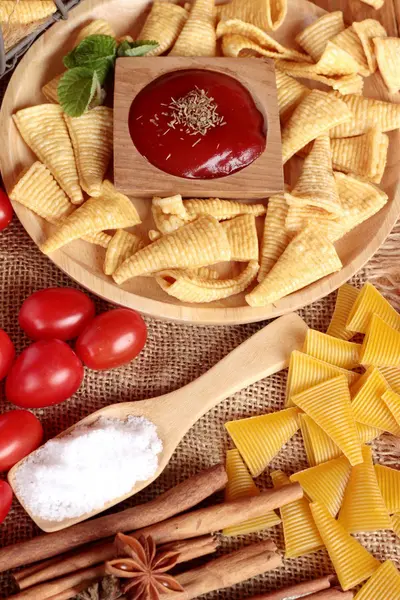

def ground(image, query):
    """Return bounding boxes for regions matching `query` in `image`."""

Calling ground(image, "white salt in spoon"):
[8,313,308,532]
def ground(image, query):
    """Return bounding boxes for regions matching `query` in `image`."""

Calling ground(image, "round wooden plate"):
[0,0,399,325]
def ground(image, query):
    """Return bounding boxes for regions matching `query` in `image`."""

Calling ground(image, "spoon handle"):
[163,313,308,426]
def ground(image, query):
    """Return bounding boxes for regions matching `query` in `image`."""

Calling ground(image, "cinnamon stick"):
[16,535,218,590]
[249,575,335,599]
[9,565,105,600]
[162,535,219,563]
[45,581,93,600]
[0,464,227,573]
[16,541,115,590]
[166,540,282,600]
[14,556,65,583]
[136,483,303,543]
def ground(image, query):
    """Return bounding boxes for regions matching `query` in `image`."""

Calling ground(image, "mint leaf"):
[117,39,158,57]
[63,35,116,76]
[63,49,78,69]
[73,35,116,66]
[58,67,101,117]
[89,86,107,110]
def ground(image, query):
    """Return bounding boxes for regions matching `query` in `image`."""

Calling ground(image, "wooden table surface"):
[312,0,399,34]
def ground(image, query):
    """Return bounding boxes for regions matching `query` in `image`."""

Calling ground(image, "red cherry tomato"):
[76,308,147,370]
[0,189,12,231]
[0,329,15,381]
[0,481,12,524]
[19,288,96,341]
[0,410,43,472]
[6,339,84,408]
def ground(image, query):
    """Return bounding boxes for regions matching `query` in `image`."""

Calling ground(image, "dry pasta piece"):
[277,40,360,77]
[392,513,400,537]
[351,367,400,435]
[155,261,259,303]
[148,230,161,242]
[327,284,359,341]
[0,1,57,23]
[357,422,383,443]
[138,2,188,56]
[330,92,400,138]
[360,0,384,7]
[281,89,352,164]
[302,329,361,370]
[338,445,391,533]
[380,367,400,393]
[222,449,281,536]
[41,74,62,104]
[169,0,216,57]
[275,70,310,122]
[217,0,288,32]
[287,173,388,241]
[83,232,112,248]
[258,194,291,283]
[333,172,388,236]
[291,375,363,466]
[285,137,342,216]
[285,206,342,240]
[375,464,400,514]
[10,167,109,247]
[276,63,364,97]
[286,350,360,407]
[155,195,189,219]
[184,198,266,220]
[310,501,380,590]
[221,215,259,262]
[9,162,74,224]
[217,21,310,62]
[374,37,400,95]
[353,19,387,74]
[271,470,323,558]
[245,227,342,308]
[382,389,400,428]
[331,27,370,77]
[225,408,300,477]
[354,561,400,600]
[152,195,191,234]
[186,266,219,280]
[74,19,115,46]
[13,104,83,205]
[331,128,389,184]
[290,456,351,517]
[299,414,342,466]
[360,314,400,368]
[347,282,400,334]
[64,107,113,197]
[295,11,345,61]
[113,216,231,284]
[152,195,191,235]
[104,230,145,276]
[41,181,141,255]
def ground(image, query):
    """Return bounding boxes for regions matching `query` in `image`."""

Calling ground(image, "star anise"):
[105,533,184,600]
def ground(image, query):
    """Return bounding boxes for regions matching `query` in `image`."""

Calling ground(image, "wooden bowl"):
[114,56,284,199]
[0,0,399,325]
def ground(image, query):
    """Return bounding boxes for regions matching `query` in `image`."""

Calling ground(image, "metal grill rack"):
[0,0,81,77]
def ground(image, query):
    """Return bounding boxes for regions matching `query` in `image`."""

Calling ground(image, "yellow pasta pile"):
[224,282,400,594]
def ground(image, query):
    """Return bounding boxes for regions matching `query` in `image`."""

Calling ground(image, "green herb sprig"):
[58,35,158,117]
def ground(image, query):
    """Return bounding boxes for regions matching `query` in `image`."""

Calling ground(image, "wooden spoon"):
[8,313,307,533]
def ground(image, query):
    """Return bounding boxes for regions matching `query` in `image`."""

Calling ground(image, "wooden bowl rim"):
[1,0,399,325]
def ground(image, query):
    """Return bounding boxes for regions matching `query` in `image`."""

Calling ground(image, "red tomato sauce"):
[129,69,267,179]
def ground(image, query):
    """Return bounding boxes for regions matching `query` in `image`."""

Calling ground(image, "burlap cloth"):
[0,78,400,598]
